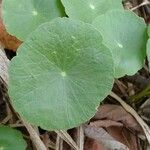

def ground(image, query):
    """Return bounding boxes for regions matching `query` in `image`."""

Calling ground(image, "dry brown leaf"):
[90,120,123,128]
[84,138,107,150]
[106,126,139,150]
[139,98,150,122]
[88,104,141,150]
[110,92,150,144]
[0,0,22,51]
[94,104,142,132]
[84,126,129,150]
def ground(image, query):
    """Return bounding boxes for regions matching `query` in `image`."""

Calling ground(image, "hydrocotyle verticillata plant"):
[2,0,65,41]
[0,125,27,150]
[8,18,114,130]
[2,0,149,131]
[61,0,123,23]
[92,10,147,78]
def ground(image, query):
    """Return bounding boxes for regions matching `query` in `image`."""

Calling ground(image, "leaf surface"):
[61,0,123,23]
[93,10,147,78]
[0,126,26,150]
[9,18,114,130]
[2,0,65,40]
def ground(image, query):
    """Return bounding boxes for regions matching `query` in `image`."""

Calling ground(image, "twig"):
[48,143,56,150]
[56,130,79,150]
[77,126,84,150]
[0,114,12,124]
[56,135,63,150]
[21,118,47,150]
[56,135,60,150]
[115,79,128,98]
[10,124,24,128]
[131,0,150,11]
[110,91,150,144]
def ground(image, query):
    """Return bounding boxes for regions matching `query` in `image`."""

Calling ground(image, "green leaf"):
[0,126,26,150]
[2,0,65,41]
[147,39,150,68]
[61,0,123,23]
[148,25,150,37]
[93,10,147,78]
[9,18,114,130]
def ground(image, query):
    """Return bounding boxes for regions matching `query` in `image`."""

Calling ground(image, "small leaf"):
[0,126,27,150]
[9,18,114,130]
[61,0,123,23]
[93,10,147,78]
[2,0,65,41]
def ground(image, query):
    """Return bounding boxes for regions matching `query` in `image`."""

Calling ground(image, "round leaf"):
[9,18,114,130]
[0,126,26,150]
[93,10,147,78]
[2,0,65,41]
[61,0,123,23]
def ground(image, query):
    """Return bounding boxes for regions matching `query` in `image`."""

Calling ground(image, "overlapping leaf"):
[9,18,114,130]
[2,0,65,41]
[0,0,21,51]
[0,126,26,150]
[93,10,147,78]
[61,0,123,23]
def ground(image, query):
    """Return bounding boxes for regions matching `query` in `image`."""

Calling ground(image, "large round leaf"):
[0,126,26,150]
[2,0,65,41]
[61,0,123,23]
[9,18,114,130]
[93,10,147,78]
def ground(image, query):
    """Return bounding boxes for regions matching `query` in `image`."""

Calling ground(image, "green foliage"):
[0,126,26,150]
[61,0,123,23]
[148,25,150,37]
[93,10,147,78]
[2,0,65,41]
[9,18,114,130]
[2,0,149,131]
